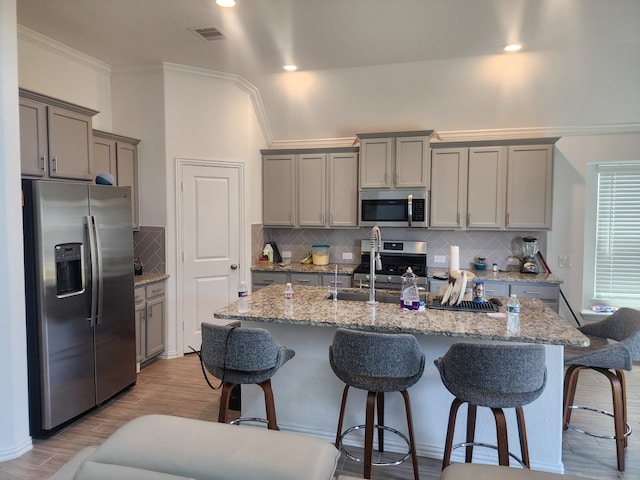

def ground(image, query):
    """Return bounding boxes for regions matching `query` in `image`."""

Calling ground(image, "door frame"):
[175,158,245,355]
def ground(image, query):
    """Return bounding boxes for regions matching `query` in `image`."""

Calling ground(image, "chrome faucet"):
[368,226,382,304]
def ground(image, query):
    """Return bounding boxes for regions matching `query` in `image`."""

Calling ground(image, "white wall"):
[162,65,266,356]
[253,45,640,140]
[0,0,32,461]
[550,133,640,320]
[17,27,113,131]
[111,66,168,226]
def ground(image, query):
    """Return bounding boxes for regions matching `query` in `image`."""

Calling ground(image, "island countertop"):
[214,284,588,347]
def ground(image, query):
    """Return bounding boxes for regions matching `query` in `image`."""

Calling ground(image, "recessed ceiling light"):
[283,65,298,72]
[504,43,523,52]
[216,0,236,7]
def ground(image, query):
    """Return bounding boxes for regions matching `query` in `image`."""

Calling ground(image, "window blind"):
[594,164,640,302]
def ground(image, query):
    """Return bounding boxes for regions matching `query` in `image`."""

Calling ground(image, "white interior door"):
[180,162,241,351]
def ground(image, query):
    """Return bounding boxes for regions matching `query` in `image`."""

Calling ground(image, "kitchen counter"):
[134,273,170,286]
[214,284,585,346]
[214,285,586,473]
[251,262,358,275]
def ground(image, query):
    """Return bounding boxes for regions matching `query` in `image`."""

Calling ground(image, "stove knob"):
[387,276,392,283]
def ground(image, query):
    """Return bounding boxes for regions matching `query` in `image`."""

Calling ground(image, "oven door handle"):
[407,193,413,227]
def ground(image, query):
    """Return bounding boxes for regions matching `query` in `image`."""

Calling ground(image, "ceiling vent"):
[191,26,225,41]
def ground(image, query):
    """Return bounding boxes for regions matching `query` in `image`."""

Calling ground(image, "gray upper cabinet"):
[263,154,297,227]
[430,147,467,228]
[357,131,432,189]
[19,89,97,181]
[92,130,141,229]
[262,148,359,228]
[506,144,554,229]
[19,97,48,177]
[430,138,557,230]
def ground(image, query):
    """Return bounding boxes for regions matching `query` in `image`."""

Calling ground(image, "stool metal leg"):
[491,407,509,466]
[515,406,531,468]
[465,404,477,463]
[258,379,279,430]
[442,397,465,470]
[400,389,420,480]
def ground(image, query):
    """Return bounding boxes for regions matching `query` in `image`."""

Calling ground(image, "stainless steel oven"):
[359,189,428,228]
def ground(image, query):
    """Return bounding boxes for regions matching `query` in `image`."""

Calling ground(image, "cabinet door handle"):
[52,156,57,172]
[297,279,311,283]
[40,155,46,171]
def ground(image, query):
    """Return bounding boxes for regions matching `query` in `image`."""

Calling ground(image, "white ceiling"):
[16,0,640,83]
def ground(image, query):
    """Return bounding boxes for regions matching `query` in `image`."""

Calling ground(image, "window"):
[584,163,640,309]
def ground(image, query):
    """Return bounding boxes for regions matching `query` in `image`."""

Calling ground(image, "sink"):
[326,290,401,304]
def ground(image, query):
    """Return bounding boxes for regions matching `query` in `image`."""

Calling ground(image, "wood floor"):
[1,355,637,479]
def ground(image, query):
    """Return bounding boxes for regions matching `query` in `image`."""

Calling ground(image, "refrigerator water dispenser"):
[55,243,84,296]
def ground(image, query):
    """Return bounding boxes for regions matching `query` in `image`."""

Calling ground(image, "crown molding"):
[434,124,640,142]
[162,62,272,145]
[17,25,111,76]
[269,137,358,149]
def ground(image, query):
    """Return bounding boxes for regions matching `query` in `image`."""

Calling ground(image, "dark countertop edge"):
[134,273,170,286]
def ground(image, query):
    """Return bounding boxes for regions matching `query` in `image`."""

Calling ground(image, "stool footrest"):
[566,405,632,439]
[452,441,526,468]
[339,424,411,467]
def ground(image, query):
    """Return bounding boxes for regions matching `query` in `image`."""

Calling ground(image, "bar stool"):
[435,342,546,469]
[563,307,640,471]
[329,328,425,480]
[200,322,295,430]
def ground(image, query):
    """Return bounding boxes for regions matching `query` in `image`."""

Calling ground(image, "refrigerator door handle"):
[86,215,104,326]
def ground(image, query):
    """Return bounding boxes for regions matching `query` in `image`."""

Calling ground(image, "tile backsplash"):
[133,226,166,274]
[253,224,547,272]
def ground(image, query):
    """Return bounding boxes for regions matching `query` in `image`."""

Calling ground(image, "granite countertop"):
[134,273,170,286]
[214,284,588,347]
[251,263,359,275]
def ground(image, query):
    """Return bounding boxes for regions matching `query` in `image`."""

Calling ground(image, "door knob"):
[230,264,238,270]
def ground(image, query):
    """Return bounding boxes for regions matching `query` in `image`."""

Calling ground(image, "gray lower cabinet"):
[134,281,166,365]
[19,89,97,180]
[252,270,352,291]
[510,282,559,312]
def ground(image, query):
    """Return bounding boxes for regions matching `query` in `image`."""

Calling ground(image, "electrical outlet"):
[282,251,292,259]
[434,255,446,264]
[342,252,353,260]
[558,255,571,268]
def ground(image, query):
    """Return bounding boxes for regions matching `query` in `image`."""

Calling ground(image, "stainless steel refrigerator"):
[22,179,136,437]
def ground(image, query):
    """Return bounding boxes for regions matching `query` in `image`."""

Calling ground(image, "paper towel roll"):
[449,246,460,273]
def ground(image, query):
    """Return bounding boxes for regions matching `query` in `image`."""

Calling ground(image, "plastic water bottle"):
[284,283,294,316]
[237,281,249,313]
[507,293,521,332]
[400,267,420,310]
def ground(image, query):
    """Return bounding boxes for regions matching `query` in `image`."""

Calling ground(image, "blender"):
[520,237,539,274]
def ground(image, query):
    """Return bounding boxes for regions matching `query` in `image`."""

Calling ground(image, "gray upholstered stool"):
[563,307,640,471]
[435,342,546,469]
[200,322,295,430]
[329,328,425,480]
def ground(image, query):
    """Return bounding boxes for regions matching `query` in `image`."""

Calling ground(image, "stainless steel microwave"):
[359,190,428,228]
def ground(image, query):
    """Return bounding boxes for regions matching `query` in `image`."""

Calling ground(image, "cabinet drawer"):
[290,273,319,286]
[134,286,146,304]
[320,274,352,288]
[146,282,166,299]
[483,281,510,297]
[510,283,558,301]
[253,271,288,286]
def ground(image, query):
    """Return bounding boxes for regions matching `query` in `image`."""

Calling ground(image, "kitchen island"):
[214,284,588,473]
